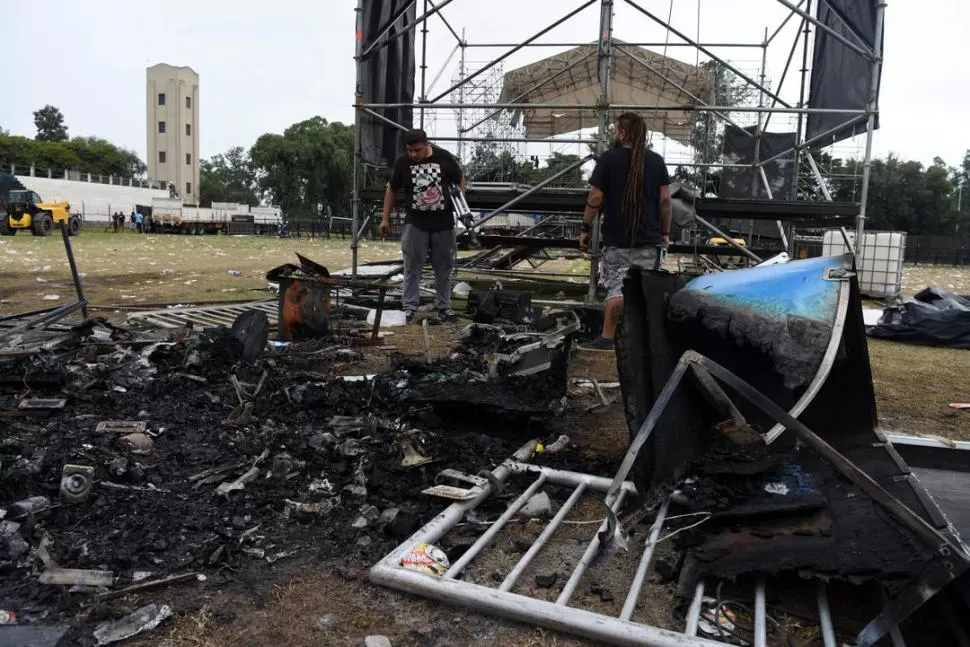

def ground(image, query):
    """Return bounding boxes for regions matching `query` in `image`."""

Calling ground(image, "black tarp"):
[719,126,797,200]
[805,0,883,146]
[869,288,970,349]
[360,0,416,167]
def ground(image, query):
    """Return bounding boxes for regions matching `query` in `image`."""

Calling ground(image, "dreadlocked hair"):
[616,112,647,246]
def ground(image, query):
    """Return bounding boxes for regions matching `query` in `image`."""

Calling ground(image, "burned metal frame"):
[371,349,960,645]
[351,0,885,285]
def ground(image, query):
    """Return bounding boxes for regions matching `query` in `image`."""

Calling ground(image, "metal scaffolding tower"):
[351,0,885,289]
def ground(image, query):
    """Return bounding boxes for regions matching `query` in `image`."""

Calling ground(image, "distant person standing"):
[129,211,136,231]
[135,211,144,233]
[379,128,465,323]
[579,112,672,351]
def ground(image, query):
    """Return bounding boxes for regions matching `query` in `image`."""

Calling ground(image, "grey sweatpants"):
[401,224,455,311]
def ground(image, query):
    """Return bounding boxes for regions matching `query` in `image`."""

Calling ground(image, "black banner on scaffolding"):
[805,0,883,147]
[360,0,416,167]
[720,126,797,200]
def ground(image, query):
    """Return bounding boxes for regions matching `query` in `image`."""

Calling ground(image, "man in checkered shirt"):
[381,129,465,323]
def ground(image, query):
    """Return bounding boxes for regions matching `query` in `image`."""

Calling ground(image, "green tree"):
[520,152,585,187]
[249,117,355,218]
[200,147,259,206]
[33,105,69,142]
[0,132,144,178]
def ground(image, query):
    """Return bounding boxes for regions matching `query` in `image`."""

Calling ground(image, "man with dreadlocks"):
[579,112,672,351]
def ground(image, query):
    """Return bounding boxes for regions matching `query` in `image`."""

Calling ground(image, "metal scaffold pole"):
[351,0,364,279]
[587,0,614,305]
[855,2,887,247]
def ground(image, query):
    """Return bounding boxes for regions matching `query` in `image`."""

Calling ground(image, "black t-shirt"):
[588,146,670,248]
[388,144,464,232]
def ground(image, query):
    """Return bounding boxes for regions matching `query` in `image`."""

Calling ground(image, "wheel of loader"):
[32,212,54,236]
[0,214,12,236]
[68,216,81,236]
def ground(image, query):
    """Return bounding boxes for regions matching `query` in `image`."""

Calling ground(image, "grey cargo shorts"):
[599,246,661,299]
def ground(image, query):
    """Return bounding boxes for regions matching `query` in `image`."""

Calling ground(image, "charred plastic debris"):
[369,255,970,647]
[0,254,588,644]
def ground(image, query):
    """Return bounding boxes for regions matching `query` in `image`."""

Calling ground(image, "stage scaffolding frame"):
[351,0,886,294]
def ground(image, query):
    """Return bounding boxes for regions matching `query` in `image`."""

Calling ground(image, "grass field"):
[2,229,968,440]
[0,230,402,311]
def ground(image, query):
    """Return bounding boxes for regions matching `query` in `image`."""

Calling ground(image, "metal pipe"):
[588,0,613,305]
[762,10,805,134]
[60,222,88,319]
[438,135,598,145]
[817,582,838,647]
[464,41,767,48]
[856,2,887,246]
[693,214,763,262]
[806,151,833,200]
[766,0,805,45]
[429,0,598,103]
[555,488,629,606]
[750,27,768,200]
[792,0,813,199]
[878,587,907,647]
[370,564,726,647]
[426,43,460,97]
[754,578,767,647]
[774,0,875,60]
[499,481,588,592]
[457,30,466,160]
[352,0,364,278]
[839,226,855,255]
[362,108,409,133]
[444,474,548,579]
[362,102,866,114]
[685,581,706,636]
[621,0,791,107]
[756,166,790,249]
[471,155,594,231]
[508,462,638,495]
[361,0,456,59]
[620,498,671,620]
[426,0,462,44]
[419,0,429,129]
[375,440,539,571]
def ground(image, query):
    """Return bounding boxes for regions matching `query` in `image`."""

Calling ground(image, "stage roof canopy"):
[498,41,715,146]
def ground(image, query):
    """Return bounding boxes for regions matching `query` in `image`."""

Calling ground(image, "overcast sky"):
[4,0,968,170]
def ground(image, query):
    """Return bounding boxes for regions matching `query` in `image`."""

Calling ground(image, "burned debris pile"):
[0,308,580,640]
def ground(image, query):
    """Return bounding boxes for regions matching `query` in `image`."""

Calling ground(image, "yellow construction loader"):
[1,189,79,236]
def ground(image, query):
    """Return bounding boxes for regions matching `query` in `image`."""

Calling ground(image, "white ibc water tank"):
[823,230,906,298]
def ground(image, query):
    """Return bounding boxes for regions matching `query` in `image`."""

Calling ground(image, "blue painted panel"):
[680,254,847,324]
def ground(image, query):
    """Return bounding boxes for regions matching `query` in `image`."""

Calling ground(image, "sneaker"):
[404,310,416,324]
[578,336,615,352]
[439,309,457,322]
